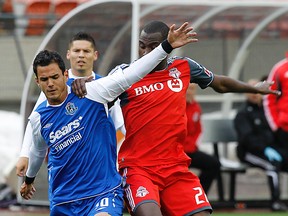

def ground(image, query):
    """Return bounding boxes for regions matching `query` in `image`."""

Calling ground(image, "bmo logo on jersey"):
[134,79,183,95]
[134,83,164,95]
[167,79,183,92]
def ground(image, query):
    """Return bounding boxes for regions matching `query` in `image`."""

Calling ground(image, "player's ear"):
[64,69,69,81]
[66,50,70,60]
[94,51,98,61]
[35,76,40,87]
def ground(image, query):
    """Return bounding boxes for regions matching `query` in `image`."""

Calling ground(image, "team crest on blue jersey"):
[169,68,181,79]
[65,102,78,115]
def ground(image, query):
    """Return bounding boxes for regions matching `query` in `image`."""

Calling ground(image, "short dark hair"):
[69,32,96,50]
[33,50,66,77]
[142,21,169,41]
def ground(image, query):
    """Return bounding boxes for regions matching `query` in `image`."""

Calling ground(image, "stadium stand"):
[0,0,15,32]
[54,0,79,20]
[2,0,13,13]
[24,0,52,36]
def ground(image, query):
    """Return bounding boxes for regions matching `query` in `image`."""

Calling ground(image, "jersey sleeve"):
[186,57,214,89]
[85,43,169,103]
[109,99,126,135]
[26,112,48,178]
[20,92,47,157]
[19,122,33,157]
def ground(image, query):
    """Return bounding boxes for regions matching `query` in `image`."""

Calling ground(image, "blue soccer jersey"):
[32,89,122,207]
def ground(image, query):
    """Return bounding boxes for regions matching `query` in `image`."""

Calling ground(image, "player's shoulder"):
[108,63,130,75]
[29,106,43,123]
[167,56,195,64]
[34,100,47,112]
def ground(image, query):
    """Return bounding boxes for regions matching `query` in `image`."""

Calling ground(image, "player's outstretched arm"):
[210,75,281,96]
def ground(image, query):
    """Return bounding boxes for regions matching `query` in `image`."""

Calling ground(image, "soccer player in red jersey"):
[264,53,288,150]
[72,21,280,216]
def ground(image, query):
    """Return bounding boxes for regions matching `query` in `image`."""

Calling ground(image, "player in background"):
[72,21,280,216]
[19,22,196,215]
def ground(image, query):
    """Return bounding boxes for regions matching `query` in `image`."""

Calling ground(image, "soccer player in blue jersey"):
[19,22,197,215]
[16,32,125,177]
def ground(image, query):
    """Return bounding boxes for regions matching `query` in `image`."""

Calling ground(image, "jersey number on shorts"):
[193,187,208,205]
[95,197,109,210]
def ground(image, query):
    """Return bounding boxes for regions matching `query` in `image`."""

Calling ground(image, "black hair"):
[33,50,66,77]
[69,31,96,50]
[142,21,169,41]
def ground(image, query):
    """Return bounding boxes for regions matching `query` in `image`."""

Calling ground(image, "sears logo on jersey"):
[49,116,82,144]
[65,102,78,115]
[167,79,183,92]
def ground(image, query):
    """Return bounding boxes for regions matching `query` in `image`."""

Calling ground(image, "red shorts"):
[119,163,212,216]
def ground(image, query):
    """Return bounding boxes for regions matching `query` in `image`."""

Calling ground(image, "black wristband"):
[161,40,173,54]
[24,176,35,184]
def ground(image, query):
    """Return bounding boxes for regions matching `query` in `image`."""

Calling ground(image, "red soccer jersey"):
[118,57,213,168]
[264,56,288,132]
[183,101,202,153]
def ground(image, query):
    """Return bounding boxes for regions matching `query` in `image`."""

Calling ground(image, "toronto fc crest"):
[169,68,181,79]
[136,186,149,197]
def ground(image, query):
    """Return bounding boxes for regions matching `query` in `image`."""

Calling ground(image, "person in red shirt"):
[183,83,221,195]
[264,53,288,150]
[72,21,280,216]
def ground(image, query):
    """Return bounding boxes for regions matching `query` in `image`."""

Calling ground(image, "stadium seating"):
[1,0,15,31]
[54,0,79,20]
[24,0,52,36]
[2,0,13,13]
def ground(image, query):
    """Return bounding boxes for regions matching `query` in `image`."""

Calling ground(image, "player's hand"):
[16,157,29,177]
[71,75,93,98]
[254,80,281,96]
[167,22,198,49]
[20,182,36,200]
